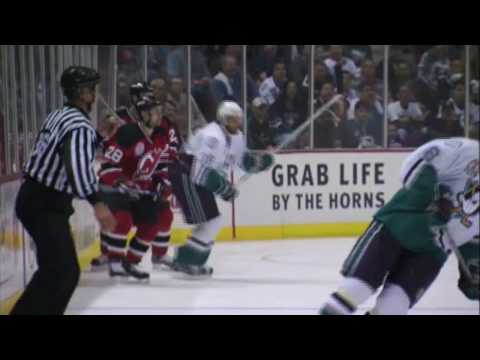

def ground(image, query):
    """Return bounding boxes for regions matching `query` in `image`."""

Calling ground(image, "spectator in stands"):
[359,59,385,99]
[344,45,373,66]
[147,46,169,80]
[118,48,144,87]
[270,81,308,146]
[191,81,218,124]
[341,70,359,106]
[225,45,242,63]
[302,61,334,101]
[449,57,466,85]
[417,45,451,107]
[168,77,188,111]
[116,73,131,108]
[387,85,431,147]
[390,60,414,100]
[248,97,276,150]
[324,45,360,82]
[165,77,205,139]
[290,45,310,87]
[347,82,384,146]
[167,45,211,82]
[259,60,288,106]
[348,101,384,149]
[150,77,169,105]
[313,82,355,149]
[387,85,425,146]
[435,81,480,132]
[254,45,280,83]
[205,45,226,76]
[347,82,384,121]
[212,55,259,104]
[471,76,480,138]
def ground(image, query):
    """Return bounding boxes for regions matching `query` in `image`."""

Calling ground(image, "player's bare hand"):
[94,202,117,232]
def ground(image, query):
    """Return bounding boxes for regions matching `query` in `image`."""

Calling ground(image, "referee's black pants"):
[10,178,80,315]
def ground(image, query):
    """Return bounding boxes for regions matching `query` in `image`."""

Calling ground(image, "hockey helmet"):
[130,82,153,98]
[217,101,243,125]
[61,66,101,100]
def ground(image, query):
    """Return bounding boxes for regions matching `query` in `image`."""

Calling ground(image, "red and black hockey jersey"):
[98,122,177,193]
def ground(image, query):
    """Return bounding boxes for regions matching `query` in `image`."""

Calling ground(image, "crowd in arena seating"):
[115,45,479,152]
[2,45,478,177]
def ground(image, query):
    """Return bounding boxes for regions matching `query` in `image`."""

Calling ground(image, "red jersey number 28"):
[105,146,124,163]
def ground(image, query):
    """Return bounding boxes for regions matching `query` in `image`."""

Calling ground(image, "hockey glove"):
[220,183,239,202]
[242,152,275,174]
[432,184,454,224]
[117,180,142,200]
[458,263,480,301]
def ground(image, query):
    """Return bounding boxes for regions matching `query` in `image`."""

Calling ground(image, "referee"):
[10,66,116,315]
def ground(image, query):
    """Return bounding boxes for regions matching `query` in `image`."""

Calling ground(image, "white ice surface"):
[67,238,479,315]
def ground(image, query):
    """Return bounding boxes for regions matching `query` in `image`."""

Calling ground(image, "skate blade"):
[109,276,130,285]
[152,263,175,272]
[171,271,213,281]
[89,265,109,273]
[109,275,150,284]
[126,275,151,283]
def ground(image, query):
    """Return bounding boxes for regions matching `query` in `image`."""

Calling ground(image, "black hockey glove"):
[458,263,480,301]
[220,183,239,202]
[432,184,454,224]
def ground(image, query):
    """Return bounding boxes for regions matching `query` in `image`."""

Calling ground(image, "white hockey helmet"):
[217,101,243,125]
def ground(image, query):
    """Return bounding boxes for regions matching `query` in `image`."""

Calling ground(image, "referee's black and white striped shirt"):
[24,105,98,203]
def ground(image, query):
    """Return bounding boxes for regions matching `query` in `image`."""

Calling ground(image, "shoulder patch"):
[423,146,440,162]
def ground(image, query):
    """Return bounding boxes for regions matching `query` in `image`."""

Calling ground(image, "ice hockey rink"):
[67,238,479,315]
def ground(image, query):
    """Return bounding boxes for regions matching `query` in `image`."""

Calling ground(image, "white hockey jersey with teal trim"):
[400,138,479,249]
[185,122,246,185]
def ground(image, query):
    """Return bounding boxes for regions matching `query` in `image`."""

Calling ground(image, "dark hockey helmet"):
[130,82,152,98]
[135,94,161,113]
[61,66,101,99]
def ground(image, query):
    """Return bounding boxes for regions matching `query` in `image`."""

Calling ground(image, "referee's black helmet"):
[61,66,101,100]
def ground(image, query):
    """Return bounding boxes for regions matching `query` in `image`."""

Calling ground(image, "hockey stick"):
[236,94,344,187]
[445,228,477,284]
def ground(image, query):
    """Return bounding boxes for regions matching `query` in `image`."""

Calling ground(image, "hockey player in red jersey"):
[96,95,178,280]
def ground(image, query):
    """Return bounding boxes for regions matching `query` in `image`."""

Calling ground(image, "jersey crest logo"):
[423,146,440,162]
[452,177,480,228]
[465,159,479,178]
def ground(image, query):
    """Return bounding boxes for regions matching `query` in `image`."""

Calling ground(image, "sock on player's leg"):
[320,277,375,315]
[371,283,410,315]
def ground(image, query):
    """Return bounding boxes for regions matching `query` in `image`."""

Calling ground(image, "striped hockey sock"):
[126,237,151,264]
[152,231,171,258]
[104,232,129,261]
[320,292,357,315]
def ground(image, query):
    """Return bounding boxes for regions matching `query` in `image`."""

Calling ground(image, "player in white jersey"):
[319,137,479,315]
[168,101,274,276]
